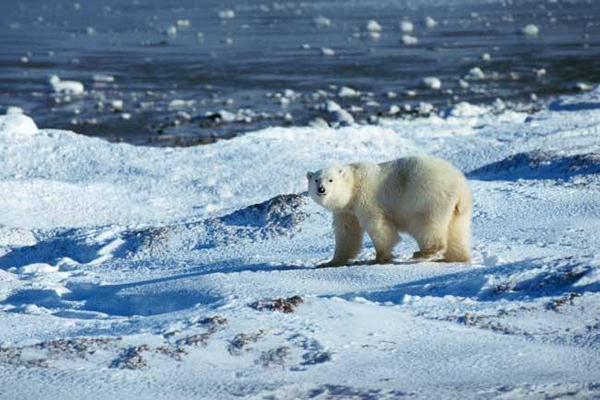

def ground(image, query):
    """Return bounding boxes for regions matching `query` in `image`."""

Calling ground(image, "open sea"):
[1,0,599,146]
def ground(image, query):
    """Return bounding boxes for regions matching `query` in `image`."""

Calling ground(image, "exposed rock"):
[250,296,304,313]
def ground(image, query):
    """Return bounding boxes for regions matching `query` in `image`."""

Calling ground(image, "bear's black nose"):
[317,186,326,195]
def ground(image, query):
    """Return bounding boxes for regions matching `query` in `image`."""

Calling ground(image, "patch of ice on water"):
[365,20,381,32]
[401,34,418,45]
[313,16,331,27]
[422,77,442,90]
[399,20,413,32]
[521,24,540,36]
[218,9,235,19]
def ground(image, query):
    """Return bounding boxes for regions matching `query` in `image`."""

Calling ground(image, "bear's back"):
[382,156,465,186]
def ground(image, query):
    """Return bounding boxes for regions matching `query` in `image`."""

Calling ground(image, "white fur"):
[307,156,472,266]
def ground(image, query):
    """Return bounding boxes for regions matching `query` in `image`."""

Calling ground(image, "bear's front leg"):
[362,216,399,264]
[318,213,364,268]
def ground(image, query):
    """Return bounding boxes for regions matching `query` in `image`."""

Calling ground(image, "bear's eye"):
[329,179,333,183]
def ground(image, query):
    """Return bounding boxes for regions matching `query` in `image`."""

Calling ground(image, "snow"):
[1,87,600,399]
[0,113,38,137]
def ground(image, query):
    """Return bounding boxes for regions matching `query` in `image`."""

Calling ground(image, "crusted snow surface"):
[1,89,600,399]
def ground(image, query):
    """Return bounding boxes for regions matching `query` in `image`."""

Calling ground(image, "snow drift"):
[1,88,600,399]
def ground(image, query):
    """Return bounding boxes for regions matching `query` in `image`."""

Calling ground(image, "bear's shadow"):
[314,257,427,269]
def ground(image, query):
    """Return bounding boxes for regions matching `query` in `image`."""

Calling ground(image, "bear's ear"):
[338,166,353,179]
[306,171,313,181]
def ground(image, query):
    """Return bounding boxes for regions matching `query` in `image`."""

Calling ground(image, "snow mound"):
[345,257,598,305]
[0,194,309,267]
[0,228,128,268]
[217,193,308,237]
[0,113,38,137]
[0,227,37,248]
[128,193,310,256]
[468,151,600,184]
[445,101,489,118]
[1,87,600,398]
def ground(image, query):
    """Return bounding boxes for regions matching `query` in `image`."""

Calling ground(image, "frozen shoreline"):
[1,0,599,145]
[1,88,600,399]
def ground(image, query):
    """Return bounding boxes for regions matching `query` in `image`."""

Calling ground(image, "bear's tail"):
[444,196,472,262]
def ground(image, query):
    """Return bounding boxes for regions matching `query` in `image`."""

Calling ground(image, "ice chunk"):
[447,102,489,117]
[424,16,437,28]
[110,100,124,111]
[466,67,485,80]
[367,31,381,40]
[574,82,593,91]
[338,86,359,97]
[219,9,235,19]
[18,263,58,275]
[399,20,413,33]
[92,74,115,83]
[317,100,354,126]
[165,26,177,36]
[418,102,434,114]
[401,34,418,45]
[521,24,539,36]
[366,20,382,32]
[49,75,85,95]
[422,76,442,90]
[313,16,331,27]
[320,47,335,56]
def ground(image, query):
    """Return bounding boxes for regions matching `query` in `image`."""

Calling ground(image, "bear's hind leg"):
[443,207,472,262]
[409,213,451,261]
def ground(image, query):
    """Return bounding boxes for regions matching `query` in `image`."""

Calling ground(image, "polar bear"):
[307,156,472,266]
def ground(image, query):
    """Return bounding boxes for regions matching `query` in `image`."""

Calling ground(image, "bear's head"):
[306,166,354,211]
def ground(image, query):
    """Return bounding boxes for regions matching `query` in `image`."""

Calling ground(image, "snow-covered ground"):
[1,88,600,399]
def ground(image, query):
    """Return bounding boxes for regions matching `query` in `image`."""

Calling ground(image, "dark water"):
[1,0,599,146]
